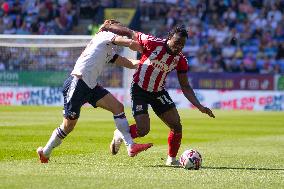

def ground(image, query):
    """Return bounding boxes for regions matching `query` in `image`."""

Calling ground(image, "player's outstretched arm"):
[114,55,139,69]
[177,72,215,118]
[112,36,143,53]
[100,20,136,39]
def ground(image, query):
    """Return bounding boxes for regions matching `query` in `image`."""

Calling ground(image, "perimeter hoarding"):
[168,89,284,111]
[166,72,275,90]
[277,75,284,90]
[1,87,283,111]
[0,71,67,87]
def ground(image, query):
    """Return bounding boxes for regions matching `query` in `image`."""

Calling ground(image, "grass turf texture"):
[0,106,283,189]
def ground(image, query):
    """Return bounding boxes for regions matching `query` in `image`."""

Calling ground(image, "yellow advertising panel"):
[104,8,136,26]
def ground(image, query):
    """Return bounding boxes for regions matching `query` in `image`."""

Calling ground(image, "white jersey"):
[71,31,117,89]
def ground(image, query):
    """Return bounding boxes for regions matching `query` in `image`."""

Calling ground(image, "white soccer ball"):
[179,149,202,170]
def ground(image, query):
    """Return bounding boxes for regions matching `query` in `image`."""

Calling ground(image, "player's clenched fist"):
[199,106,215,118]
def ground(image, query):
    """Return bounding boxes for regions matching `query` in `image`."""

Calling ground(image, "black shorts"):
[131,83,176,116]
[62,76,109,119]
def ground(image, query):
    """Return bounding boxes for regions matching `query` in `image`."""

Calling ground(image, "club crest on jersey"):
[70,112,77,119]
[149,46,163,59]
[136,105,143,112]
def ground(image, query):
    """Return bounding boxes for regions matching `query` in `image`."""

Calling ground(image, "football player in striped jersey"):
[105,21,215,166]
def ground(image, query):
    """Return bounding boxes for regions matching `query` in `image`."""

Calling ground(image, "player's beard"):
[165,42,179,56]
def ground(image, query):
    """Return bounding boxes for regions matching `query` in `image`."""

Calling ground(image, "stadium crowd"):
[0,0,284,74]
[0,0,124,73]
[141,0,284,74]
[0,0,79,35]
[0,0,132,35]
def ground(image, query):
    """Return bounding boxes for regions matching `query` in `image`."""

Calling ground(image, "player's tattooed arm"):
[177,72,215,118]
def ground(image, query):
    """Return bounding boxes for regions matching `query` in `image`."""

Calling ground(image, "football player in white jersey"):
[36,21,153,163]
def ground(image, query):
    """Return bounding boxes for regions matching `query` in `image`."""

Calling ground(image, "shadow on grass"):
[148,165,284,171]
[147,165,183,169]
[202,166,284,171]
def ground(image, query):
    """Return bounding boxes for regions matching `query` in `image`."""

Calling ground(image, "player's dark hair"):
[167,25,188,40]
[102,23,135,39]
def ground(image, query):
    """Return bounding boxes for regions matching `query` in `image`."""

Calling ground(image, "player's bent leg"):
[134,113,151,137]
[119,114,153,157]
[96,93,124,155]
[129,124,139,138]
[37,118,77,163]
[96,93,134,145]
[158,108,182,166]
[96,93,136,154]
[96,93,124,115]
[61,117,78,134]
[158,107,182,133]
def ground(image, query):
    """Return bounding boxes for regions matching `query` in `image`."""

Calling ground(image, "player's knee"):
[113,101,124,114]
[137,127,150,137]
[65,111,79,120]
[64,120,77,134]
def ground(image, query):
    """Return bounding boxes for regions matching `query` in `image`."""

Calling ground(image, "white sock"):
[167,155,176,162]
[42,124,67,157]
[113,112,134,146]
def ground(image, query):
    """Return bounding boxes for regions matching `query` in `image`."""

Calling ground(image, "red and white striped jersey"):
[133,32,189,92]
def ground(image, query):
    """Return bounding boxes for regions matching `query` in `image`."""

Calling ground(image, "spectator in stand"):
[260,56,274,74]
[209,61,223,73]
[223,7,237,27]
[1,1,9,14]
[37,1,50,23]
[3,20,16,34]
[267,4,282,23]
[245,61,260,73]
[140,0,284,74]
[1,0,283,74]
[54,4,72,35]
[276,43,284,60]
[273,63,282,74]
[0,17,4,33]
[80,0,102,20]
[0,0,79,36]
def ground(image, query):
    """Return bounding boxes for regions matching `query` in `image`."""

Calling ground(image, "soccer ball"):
[179,149,202,170]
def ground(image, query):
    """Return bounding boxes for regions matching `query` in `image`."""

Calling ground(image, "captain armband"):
[109,54,119,64]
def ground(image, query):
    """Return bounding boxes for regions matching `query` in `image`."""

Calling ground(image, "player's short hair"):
[167,25,188,40]
[100,20,134,39]
[103,19,123,26]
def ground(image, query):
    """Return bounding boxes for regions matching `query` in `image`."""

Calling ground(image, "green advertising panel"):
[277,75,284,90]
[0,71,123,88]
[0,71,68,87]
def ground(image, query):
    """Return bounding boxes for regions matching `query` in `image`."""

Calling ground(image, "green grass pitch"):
[0,106,283,189]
